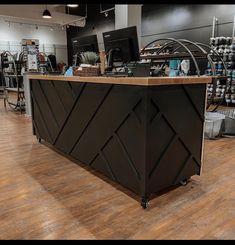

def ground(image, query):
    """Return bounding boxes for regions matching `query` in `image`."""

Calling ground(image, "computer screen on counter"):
[72,34,99,55]
[102,26,140,69]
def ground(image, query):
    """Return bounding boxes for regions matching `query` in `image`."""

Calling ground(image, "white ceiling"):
[0,5,86,27]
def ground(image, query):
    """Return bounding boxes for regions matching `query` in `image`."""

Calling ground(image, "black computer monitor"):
[72,34,99,66]
[102,26,140,71]
[72,34,99,55]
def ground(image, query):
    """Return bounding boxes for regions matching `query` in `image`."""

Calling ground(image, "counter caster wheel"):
[180,178,190,186]
[141,197,149,209]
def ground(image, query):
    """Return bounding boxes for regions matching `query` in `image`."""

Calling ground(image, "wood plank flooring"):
[0,104,235,240]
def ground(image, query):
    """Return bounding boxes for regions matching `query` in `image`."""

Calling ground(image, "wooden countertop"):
[28,74,212,86]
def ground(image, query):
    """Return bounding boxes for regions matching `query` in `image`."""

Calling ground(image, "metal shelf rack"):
[140,37,227,111]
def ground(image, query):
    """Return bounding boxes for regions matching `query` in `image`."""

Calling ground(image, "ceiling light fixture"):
[42,5,52,19]
[67,4,79,8]
[100,4,115,17]
[4,20,55,30]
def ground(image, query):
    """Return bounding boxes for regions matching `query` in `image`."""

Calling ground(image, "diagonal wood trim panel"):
[30,79,207,203]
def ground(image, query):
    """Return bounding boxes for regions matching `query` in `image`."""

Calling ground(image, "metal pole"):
[212,16,218,38]
[232,15,235,44]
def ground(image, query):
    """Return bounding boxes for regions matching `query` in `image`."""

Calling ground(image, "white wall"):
[0,19,68,64]
[115,5,142,49]
[115,5,128,29]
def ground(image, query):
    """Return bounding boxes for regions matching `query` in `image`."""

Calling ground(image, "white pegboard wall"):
[0,40,68,64]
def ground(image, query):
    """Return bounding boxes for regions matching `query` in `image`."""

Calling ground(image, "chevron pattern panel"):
[30,79,206,200]
[31,80,145,195]
[147,84,206,193]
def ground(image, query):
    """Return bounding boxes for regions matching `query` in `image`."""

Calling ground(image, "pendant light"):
[42,5,52,19]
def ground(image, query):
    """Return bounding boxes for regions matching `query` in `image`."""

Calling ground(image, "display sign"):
[27,54,38,71]
[22,39,40,72]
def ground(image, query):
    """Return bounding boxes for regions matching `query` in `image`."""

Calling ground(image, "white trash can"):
[217,109,235,136]
[204,112,225,139]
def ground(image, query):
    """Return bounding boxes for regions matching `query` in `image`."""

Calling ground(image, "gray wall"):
[142,4,235,47]
[67,4,235,64]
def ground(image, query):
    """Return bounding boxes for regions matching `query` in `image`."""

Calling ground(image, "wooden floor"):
[0,103,235,240]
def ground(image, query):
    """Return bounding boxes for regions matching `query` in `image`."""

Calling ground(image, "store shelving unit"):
[0,51,26,113]
[140,38,227,111]
[206,16,235,109]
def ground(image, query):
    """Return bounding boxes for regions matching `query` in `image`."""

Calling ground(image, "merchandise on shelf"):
[208,36,235,105]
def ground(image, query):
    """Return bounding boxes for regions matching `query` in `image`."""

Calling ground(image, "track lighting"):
[4,20,55,31]
[42,6,52,19]
[100,4,114,17]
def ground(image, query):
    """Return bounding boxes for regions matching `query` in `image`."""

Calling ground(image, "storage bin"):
[204,112,225,139]
[217,109,235,135]
[73,66,100,77]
